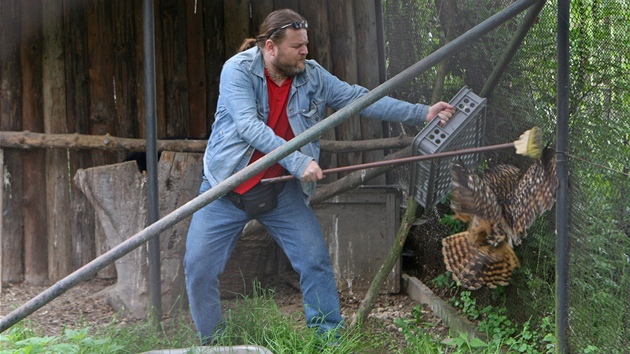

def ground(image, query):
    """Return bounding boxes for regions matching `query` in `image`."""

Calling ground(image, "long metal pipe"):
[0,0,539,333]
[261,140,527,184]
[143,0,162,323]
[555,0,570,352]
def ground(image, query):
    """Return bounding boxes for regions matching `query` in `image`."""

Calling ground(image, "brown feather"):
[442,147,557,289]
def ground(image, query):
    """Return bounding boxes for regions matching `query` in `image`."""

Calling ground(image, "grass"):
[1,279,570,353]
[0,286,401,354]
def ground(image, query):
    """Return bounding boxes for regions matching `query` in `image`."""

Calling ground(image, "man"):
[184,8,454,343]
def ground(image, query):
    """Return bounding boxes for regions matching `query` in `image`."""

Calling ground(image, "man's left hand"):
[426,101,455,126]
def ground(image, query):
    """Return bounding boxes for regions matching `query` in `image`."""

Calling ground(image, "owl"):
[442,147,558,290]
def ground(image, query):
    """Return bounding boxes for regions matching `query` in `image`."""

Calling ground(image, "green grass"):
[1,279,573,353]
[0,286,399,353]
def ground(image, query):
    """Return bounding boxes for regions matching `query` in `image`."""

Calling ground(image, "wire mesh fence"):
[383,0,630,351]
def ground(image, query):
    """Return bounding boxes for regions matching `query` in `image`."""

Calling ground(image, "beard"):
[273,56,306,77]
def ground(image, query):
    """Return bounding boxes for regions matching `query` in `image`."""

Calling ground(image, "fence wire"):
[384,0,630,352]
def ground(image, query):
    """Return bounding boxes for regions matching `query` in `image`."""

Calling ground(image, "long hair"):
[239,9,305,52]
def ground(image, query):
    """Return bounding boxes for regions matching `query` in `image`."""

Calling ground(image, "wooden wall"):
[0,0,385,284]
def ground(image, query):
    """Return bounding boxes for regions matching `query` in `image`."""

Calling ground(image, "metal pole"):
[555,0,570,352]
[143,0,162,323]
[480,0,547,98]
[0,0,539,333]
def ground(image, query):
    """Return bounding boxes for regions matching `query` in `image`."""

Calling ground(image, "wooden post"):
[202,0,226,129]
[43,0,73,281]
[21,0,48,284]
[328,1,363,174]
[354,0,385,185]
[185,0,207,138]
[64,0,98,274]
[160,0,191,138]
[1,0,25,283]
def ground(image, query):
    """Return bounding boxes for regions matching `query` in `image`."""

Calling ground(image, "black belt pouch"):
[227,181,286,217]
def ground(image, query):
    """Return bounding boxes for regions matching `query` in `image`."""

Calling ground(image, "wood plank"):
[354,0,385,184]
[152,0,167,138]
[86,0,117,173]
[186,0,207,138]
[223,0,250,58]
[327,1,363,174]
[160,0,190,138]
[112,0,139,137]
[274,0,298,12]
[64,0,98,274]
[21,0,49,284]
[202,0,225,129]
[298,0,337,179]
[0,0,25,283]
[250,1,273,37]
[43,0,73,281]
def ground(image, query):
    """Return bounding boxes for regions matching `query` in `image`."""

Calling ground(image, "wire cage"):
[409,86,486,210]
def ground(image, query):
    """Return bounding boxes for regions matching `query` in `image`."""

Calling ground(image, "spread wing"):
[505,147,558,245]
[449,160,504,225]
[482,164,522,202]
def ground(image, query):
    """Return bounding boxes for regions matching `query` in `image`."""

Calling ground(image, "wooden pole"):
[0,131,413,153]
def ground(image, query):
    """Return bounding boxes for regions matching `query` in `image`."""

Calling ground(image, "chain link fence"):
[384,0,630,352]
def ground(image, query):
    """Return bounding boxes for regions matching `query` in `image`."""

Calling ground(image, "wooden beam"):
[0,131,413,153]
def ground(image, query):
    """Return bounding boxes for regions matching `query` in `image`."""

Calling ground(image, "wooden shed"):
[0,0,391,285]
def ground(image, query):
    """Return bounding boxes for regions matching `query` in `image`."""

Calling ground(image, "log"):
[75,161,149,319]
[0,130,413,153]
[74,152,203,318]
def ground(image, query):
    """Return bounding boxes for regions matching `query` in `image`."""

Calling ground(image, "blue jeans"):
[184,178,344,341]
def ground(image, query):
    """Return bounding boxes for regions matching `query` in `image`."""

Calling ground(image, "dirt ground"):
[1,277,449,348]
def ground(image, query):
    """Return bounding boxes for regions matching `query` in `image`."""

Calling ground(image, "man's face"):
[269,28,309,77]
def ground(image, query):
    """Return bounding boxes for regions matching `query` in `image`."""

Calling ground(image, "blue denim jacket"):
[203,47,429,197]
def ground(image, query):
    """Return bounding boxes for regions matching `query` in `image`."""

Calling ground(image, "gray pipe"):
[142,0,162,323]
[0,0,539,333]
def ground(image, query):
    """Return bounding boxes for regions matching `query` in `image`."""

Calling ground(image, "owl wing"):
[505,147,558,245]
[482,164,522,202]
[450,159,503,224]
[442,230,521,290]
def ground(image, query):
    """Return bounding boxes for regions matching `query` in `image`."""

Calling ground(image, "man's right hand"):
[300,160,325,182]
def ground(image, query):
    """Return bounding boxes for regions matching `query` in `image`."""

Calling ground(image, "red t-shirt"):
[233,72,295,194]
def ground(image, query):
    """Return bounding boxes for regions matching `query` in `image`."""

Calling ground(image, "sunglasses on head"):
[266,20,308,39]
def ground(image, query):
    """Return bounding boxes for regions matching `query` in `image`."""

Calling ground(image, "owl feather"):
[442,147,557,289]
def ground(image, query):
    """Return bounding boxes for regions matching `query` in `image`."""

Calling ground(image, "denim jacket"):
[203,47,429,198]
